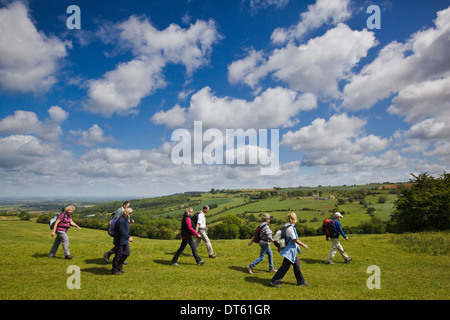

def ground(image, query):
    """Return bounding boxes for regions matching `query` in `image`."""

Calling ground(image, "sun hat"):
[334,212,343,218]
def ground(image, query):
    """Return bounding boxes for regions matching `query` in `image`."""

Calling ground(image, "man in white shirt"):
[195,205,218,258]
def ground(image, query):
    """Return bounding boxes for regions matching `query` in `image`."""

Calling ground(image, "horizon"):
[1,0,449,198]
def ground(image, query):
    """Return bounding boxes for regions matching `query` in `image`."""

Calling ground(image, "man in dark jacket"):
[112,208,133,275]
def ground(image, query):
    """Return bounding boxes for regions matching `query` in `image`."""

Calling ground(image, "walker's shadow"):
[244,276,272,287]
[228,266,248,274]
[301,258,326,264]
[85,258,107,265]
[81,267,110,275]
[32,253,53,259]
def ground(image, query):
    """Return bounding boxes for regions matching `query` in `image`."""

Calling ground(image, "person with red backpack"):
[326,212,353,265]
[246,213,277,274]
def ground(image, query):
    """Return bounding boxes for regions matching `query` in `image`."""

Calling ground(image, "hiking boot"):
[103,252,111,263]
[269,281,281,288]
[345,257,353,263]
[209,254,218,258]
[111,270,123,275]
[171,262,179,266]
[198,260,206,266]
[269,268,277,273]
[298,282,309,287]
[326,261,335,265]
[246,265,253,274]
[65,255,74,260]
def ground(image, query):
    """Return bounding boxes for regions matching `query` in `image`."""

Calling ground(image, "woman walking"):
[171,208,205,266]
[49,205,81,259]
[270,212,309,288]
[246,213,277,274]
[112,207,134,275]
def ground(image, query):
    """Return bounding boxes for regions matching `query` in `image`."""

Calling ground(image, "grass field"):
[0,219,448,300]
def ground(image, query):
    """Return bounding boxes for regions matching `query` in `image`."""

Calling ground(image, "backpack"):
[49,208,65,230]
[273,224,293,248]
[253,225,262,243]
[322,218,339,239]
[191,212,200,229]
[108,213,119,237]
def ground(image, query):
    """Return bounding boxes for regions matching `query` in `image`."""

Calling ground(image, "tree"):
[390,172,450,232]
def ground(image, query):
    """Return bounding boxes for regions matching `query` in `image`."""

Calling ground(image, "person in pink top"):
[171,208,205,266]
[49,205,81,259]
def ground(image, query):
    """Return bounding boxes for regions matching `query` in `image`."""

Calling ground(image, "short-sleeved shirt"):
[56,213,71,232]
[197,212,206,229]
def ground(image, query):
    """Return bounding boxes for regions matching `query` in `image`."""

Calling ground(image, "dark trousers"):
[271,256,306,285]
[172,237,201,264]
[112,243,130,272]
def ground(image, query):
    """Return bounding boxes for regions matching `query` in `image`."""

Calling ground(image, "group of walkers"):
[48,201,352,287]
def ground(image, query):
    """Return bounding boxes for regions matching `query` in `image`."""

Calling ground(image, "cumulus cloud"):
[84,16,220,117]
[0,1,69,93]
[0,106,68,141]
[281,113,391,171]
[271,0,351,44]
[70,124,115,147]
[228,24,376,99]
[152,86,317,129]
[342,6,450,110]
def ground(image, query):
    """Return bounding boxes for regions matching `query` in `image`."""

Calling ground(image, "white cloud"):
[0,106,68,141]
[0,135,72,175]
[342,5,450,110]
[0,1,69,93]
[152,86,317,129]
[84,16,220,117]
[229,24,376,99]
[281,113,391,171]
[70,124,115,147]
[243,0,290,12]
[271,0,351,44]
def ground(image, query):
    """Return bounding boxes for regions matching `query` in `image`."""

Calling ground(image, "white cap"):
[334,212,343,218]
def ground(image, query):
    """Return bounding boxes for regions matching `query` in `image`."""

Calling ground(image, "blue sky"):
[0,0,449,198]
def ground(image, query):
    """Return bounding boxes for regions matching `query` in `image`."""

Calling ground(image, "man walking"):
[326,212,353,265]
[195,205,218,258]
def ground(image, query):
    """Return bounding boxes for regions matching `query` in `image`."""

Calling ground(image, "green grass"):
[1,219,449,300]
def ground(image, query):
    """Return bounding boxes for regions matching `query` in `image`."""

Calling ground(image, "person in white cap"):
[326,212,353,265]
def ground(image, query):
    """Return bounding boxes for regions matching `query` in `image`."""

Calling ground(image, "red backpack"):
[253,225,262,243]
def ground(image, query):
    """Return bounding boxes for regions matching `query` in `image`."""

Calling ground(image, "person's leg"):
[292,256,307,285]
[59,232,70,257]
[335,240,349,261]
[199,229,215,257]
[171,238,188,264]
[271,258,291,286]
[188,237,202,264]
[266,245,275,271]
[112,245,123,274]
[249,244,267,269]
[326,238,339,263]
[49,233,62,257]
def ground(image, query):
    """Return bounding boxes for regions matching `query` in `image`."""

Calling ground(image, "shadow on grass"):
[85,258,107,265]
[300,258,327,264]
[244,276,272,287]
[81,267,111,275]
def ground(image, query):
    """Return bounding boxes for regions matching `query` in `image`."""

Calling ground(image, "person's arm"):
[293,238,308,250]
[186,217,200,237]
[51,220,60,237]
[70,220,81,230]
[336,221,348,240]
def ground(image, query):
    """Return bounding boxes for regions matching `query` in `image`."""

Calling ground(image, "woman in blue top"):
[270,212,309,288]
[112,207,133,275]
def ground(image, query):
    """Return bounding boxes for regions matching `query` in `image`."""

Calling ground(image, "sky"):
[0,0,449,198]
